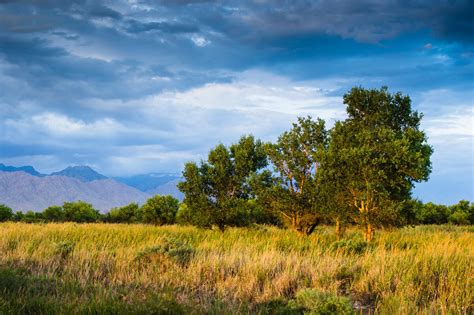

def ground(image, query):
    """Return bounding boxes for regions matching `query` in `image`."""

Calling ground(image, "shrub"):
[42,206,65,222]
[288,289,353,314]
[141,195,179,225]
[0,204,13,222]
[21,210,43,223]
[63,201,100,223]
[448,210,470,225]
[416,202,450,224]
[448,200,472,225]
[106,203,140,223]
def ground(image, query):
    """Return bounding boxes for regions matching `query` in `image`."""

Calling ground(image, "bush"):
[42,206,65,222]
[63,201,100,223]
[21,210,43,223]
[448,200,472,225]
[448,211,470,225]
[106,203,140,223]
[0,204,13,222]
[141,195,179,225]
[289,289,353,314]
[416,202,450,224]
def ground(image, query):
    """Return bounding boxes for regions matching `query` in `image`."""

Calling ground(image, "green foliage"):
[63,201,100,223]
[289,289,353,314]
[178,135,268,230]
[322,87,433,241]
[141,195,179,225]
[107,203,140,223]
[416,202,450,224]
[42,206,65,222]
[0,204,13,222]
[263,116,328,235]
[448,200,473,225]
[21,210,43,223]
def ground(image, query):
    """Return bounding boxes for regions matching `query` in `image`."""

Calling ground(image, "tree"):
[178,135,268,230]
[141,195,179,225]
[448,200,472,225]
[21,210,43,223]
[0,204,13,222]
[63,201,100,223]
[324,87,432,241]
[416,202,449,224]
[264,116,329,235]
[107,203,140,223]
[42,205,65,222]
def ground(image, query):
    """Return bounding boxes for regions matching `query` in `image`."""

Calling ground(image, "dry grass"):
[0,223,472,314]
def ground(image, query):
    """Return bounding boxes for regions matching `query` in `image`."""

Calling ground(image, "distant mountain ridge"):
[51,165,107,182]
[0,163,183,211]
[113,173,181,192]
[0,171,149,212]
[0,163,43,177]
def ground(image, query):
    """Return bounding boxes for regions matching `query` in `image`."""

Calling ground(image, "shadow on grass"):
[0,265,190,314]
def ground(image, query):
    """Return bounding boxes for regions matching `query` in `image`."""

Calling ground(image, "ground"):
[0,223,472,314]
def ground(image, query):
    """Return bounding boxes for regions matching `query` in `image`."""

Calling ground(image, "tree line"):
[0,87,472,241]
[0,195,179,224]
[0,198,472,227]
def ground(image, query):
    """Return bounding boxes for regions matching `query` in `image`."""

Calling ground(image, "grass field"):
[0,223,472,314]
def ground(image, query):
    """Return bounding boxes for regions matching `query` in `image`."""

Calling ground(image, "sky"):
[0,0,473,204]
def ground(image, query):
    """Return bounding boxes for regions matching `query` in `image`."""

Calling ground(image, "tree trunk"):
[364,223,374,242]
[335,218,344,241]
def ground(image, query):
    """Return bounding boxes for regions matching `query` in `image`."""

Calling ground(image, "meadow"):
[0,223,472,314]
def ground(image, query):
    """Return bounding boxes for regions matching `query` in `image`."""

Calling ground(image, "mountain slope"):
[147,179,183,200]
[50,166,107,182]
[0,171,149,212]
[114,173,180,192]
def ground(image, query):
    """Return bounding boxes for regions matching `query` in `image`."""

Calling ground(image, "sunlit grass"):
[0,223,472,314]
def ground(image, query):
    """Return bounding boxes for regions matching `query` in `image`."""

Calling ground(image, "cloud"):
[0,0,472,202]
[191,34,210,47]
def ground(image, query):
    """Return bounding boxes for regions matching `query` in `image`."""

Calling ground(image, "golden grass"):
[0,223,472,314]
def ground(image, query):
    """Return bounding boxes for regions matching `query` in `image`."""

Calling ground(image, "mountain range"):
[0,164,182,212]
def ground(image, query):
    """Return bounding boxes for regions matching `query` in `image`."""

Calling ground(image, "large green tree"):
[324,87,432,241]
[264,116,329,235]
[178,135,268,230]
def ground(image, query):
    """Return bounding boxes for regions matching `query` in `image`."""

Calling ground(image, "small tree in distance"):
[107,203,140,223]
[63,201,100,223]
[43,205,65,222]
[0,204,13,222]
[141,195,179,225]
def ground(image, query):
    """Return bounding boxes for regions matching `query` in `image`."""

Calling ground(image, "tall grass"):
[0,223,472,314]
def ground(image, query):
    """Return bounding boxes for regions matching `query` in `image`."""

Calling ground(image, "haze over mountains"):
[0,164,182,212]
